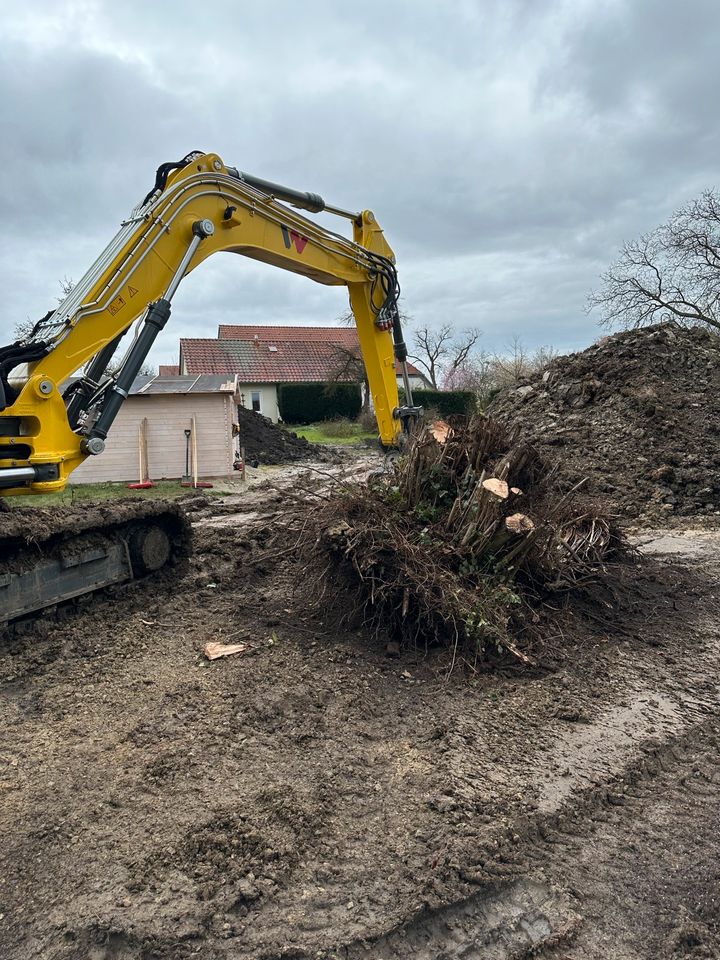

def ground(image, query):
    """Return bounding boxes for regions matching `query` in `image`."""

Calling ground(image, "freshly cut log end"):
[0,500,191,629]
[482,478,509,499]
[505,513,535,535]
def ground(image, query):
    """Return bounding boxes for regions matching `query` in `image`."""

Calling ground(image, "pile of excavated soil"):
[489,323,720,523]
[237,406,324,465]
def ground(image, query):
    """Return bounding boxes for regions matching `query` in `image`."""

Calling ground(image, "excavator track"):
[0,499,191,630]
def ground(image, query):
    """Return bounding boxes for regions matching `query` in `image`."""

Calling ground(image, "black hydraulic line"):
[142,150,205,205]
[0,340,51,412]
[65,331,126,429]
[391,311,408,364]
[85,299,171,445]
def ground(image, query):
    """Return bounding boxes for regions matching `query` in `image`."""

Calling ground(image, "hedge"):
[278,382,362,423]
[400,388,476,417]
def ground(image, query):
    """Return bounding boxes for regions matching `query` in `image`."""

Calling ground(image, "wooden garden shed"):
[70,375,240,484]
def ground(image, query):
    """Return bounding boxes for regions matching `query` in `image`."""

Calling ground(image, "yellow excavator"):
[0,150,420,626]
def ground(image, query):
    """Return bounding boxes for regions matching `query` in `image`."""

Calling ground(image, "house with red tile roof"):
[176,325,430,422]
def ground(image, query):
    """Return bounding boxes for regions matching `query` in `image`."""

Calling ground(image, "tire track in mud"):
[327,717,720,960]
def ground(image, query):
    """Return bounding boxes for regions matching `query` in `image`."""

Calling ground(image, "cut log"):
[505,513,535,535]
[481,478,509,499]
[458,478,510,547]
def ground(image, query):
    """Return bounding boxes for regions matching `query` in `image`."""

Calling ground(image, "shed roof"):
[129,374,237,395]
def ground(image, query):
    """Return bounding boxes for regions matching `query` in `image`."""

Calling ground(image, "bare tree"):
[58,275,75,299]
[491,335,530,388]
[443,339,558,406]
[326,341,369,409]
[488,338,558,391]
[13,277,75,341]
[531,344,560,372]
[410,324,482,389]
[443,350,494,392]
[12,318,37,341]
[589,191,720,332]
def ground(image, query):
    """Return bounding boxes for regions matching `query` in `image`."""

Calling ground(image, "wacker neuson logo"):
[280,225,309,253]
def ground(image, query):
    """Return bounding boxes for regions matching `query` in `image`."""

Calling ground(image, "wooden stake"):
[140,417,149,482]
[191,414,198,488]
[137,419,143,484]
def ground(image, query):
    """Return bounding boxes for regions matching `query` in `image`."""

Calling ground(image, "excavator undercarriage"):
[0,500,190,629]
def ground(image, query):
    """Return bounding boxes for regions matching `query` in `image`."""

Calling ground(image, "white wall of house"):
[237,383,279,422]
[398,373,431,392]
[71,393,237,484]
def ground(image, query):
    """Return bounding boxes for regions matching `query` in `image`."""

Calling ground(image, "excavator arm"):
[0,150,419,497]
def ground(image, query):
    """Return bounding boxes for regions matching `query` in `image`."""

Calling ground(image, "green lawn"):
[283,421,377,445]
[5,479,228,508]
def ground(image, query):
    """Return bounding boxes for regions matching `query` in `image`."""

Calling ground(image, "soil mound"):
[237,406,323,465]
[488,323,720,523]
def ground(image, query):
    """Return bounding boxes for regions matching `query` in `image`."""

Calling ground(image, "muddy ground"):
[2,454,720,959]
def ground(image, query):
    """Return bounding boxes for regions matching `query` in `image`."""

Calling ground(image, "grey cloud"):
[2,0,720,368]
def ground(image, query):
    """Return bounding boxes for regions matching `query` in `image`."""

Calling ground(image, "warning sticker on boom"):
[128,286,138,297]
[108,295,126,316]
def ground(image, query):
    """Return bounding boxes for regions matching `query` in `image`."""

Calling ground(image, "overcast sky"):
[2,0,719,369]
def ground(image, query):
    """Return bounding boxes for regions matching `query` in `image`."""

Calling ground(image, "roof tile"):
[181,325,426,382]
[218,324,359,346]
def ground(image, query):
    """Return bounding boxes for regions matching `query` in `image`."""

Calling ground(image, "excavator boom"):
[0,151,417,498]
[0,151,418,628]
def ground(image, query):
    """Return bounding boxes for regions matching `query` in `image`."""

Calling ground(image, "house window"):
[251,390,261,412]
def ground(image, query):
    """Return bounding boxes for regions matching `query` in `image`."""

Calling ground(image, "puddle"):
[532,692,682,810]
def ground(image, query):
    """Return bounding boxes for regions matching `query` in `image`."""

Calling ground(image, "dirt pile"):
[237,406,323,465]
[489,323,720,522]
[305,417,623,665]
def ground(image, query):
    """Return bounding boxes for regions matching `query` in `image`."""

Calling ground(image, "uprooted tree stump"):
[303,415,626,666]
